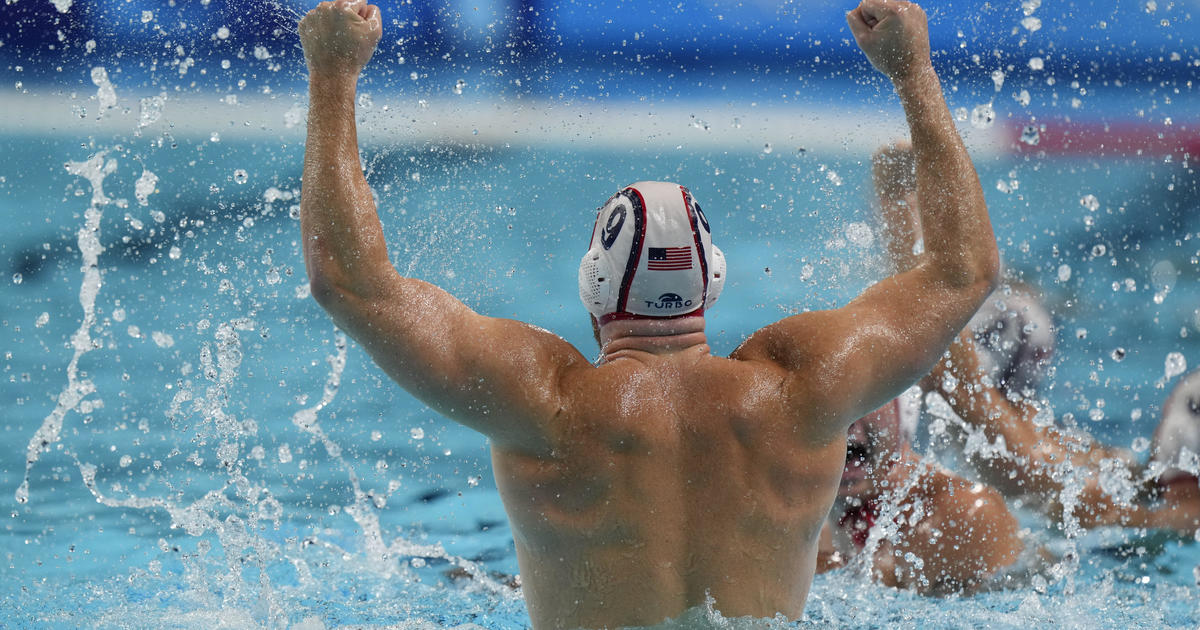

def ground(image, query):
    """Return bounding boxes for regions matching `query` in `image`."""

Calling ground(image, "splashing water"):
[91,66,117,113]
[17,152,114,504]
[1164,352,1187,381]
[970,103,996,129]
[134,168,158,205]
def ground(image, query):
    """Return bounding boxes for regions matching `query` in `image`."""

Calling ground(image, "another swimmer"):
[298,1,998,626]
[873,141,1200,532]
[817,400,1024,595]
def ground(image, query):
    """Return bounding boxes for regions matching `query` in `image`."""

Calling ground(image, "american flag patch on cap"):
[647,247,693,271]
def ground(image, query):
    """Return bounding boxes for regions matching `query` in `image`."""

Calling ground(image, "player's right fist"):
[846,0,932,82]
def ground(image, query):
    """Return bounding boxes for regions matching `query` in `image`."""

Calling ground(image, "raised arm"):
[298,1,586,454]
[736,0,999,438]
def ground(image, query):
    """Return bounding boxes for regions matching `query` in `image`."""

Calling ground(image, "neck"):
[598,315,709,363]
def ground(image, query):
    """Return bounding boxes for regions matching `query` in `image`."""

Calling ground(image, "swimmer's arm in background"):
[925,336,1158,529]
[299,1,587,456]
[733,0,998,440]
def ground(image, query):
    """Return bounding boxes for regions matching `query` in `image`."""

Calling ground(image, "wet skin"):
[820,403,1024,595]
[299,0,1000,625]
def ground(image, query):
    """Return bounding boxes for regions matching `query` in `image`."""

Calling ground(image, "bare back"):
[492,348,846,628]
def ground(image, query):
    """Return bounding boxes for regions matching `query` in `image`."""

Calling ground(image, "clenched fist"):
[299,0,382,77]
[846,0,932,82]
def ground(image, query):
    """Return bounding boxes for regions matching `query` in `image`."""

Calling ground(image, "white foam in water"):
[17,152,113,504]
[50,0,74,13]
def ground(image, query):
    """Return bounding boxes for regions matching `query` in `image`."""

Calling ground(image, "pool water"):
[2,124,1198,628]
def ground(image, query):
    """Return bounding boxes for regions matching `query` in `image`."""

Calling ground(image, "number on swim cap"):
[600,204,626,250]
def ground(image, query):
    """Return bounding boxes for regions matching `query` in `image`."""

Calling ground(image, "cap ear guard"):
[579,247,617,318]
[706,245,726,309]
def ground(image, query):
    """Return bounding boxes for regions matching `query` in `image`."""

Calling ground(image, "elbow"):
[306,264,349,312]
[931,240,1000,303]
[973,243,1002,296]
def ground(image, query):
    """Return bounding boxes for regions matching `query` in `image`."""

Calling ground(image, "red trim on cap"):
[597,308,705,327]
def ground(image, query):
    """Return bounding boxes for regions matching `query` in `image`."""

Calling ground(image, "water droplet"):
[1151,260,1178,294]
[1111,347,1126,362]
[168,246,181,260]
[210,132,221,143]
[138,95,164,128]
[991,69,1005,91]
[134,169,158,205]
[1164,352,1187,380]
[453,79,467,95]
[35,312,49,327]
[253,45,271,60]
[11,273,22,285]
[140,10,153,23]
[233,169,248,185]
[216,26,230,40]
[410,71,419,81]
[1057,264,1072,282]
[954,107,968,122]
[845,222,874,248]
[1028,57,1045,71]
[119,454,133,467]
[1079,194,1099,211]
[1020,125,1040,145]
[467,475,481,488]
[1092,244,1107,257]
[970,103,995,129]
[1131,437,1149,452]
[762,143,773,154]
[1021,16,1042,31]
[1075,327,1087,339]
[410,427,425,440]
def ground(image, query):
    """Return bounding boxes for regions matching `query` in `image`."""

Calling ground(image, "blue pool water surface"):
[2,133,1198,628]
[2,0,1199,627]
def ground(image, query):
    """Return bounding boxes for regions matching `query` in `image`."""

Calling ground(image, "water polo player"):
[818,400,1025,595]
[298,0,998,626]
[873,141,1200,534]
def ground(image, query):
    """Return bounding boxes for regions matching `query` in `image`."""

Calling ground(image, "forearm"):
[893,68,998,288]
[873,155,921,272]
[301,72,390,298]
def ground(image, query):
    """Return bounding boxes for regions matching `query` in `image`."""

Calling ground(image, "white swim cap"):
[967,287,1056,397]
[579,182,725,324]
[1150,369,1200,483]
